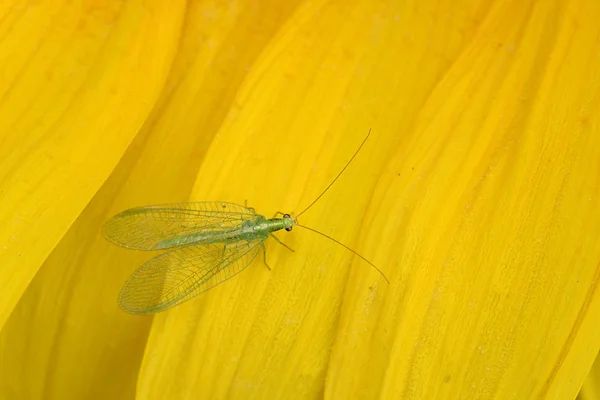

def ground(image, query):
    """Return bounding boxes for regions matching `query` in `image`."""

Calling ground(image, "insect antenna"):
[292,129,389,284]
[295,128,371,218]
[295,223,389,283]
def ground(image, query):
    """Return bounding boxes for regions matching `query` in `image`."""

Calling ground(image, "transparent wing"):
[102,202,257,250]
[118,236,266,314]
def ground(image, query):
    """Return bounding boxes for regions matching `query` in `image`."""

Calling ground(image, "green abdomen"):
[153,216,287,250]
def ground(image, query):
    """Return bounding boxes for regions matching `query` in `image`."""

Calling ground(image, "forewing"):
[102,202,257,250]
[118,236,266,314]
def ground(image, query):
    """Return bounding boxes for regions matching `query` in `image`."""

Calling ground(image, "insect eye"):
[283,214,290,218]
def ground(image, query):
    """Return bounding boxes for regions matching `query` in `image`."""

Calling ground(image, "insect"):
[103,130,389,314]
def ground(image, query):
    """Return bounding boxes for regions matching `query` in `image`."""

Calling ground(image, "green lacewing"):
[103,130,388,314]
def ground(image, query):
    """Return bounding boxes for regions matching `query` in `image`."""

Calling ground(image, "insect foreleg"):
[270,234,295,252]
[261,244,271,270]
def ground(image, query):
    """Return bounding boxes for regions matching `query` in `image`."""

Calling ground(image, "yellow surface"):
[581,354,600,400]
[1,0,600,399]
[0,0,184,327]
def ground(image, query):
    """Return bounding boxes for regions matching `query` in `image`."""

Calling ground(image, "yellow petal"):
[0,0,184,329]
[581,356,600,399]
[329,1,600,399]
[135,0,499,398]
[138,0,600,399]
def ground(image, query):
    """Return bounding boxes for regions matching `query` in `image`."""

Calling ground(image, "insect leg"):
[270,234,295,252]
[261,244,272,270]
[272,211,286,218]
[244,200,256,213]
[221,244,227,261]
